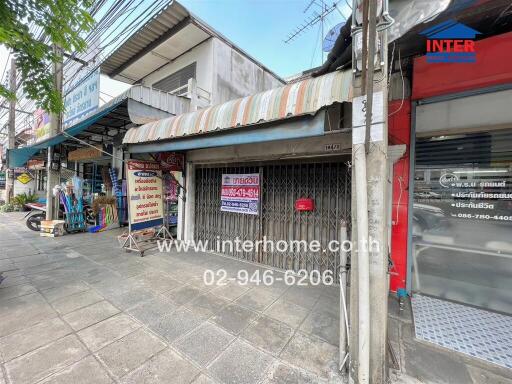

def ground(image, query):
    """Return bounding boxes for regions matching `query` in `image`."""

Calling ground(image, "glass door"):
[412,130,512,314]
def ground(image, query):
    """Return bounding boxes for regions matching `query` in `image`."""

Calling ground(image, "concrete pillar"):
[187,78,199,111]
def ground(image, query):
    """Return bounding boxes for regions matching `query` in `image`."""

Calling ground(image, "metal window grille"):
[152,62,197,94]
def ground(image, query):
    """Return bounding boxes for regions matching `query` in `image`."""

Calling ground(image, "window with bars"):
[152,62,197,94]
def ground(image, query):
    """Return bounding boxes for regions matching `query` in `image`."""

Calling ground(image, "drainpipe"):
[339,221,350,371]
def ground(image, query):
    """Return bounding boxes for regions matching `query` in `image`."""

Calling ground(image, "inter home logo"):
[420,20,481,63]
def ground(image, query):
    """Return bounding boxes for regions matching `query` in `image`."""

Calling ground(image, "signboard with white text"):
[63,69,100,126]
[126,160,164,230]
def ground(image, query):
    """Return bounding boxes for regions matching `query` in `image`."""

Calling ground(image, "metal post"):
[339,221,349,370]
[406,102,417,292]
[183,162,195,241]
[6,58,16,204]
[354,139,370,384]
[45,45,63,220]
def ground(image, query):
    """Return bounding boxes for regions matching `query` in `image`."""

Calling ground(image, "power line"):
[1,0,172,136]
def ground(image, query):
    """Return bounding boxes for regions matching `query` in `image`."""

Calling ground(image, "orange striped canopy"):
[123,70,352,144]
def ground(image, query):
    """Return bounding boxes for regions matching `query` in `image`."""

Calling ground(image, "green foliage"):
[0,203,16,212]
[0,0,94,113]
[11,192,38,208]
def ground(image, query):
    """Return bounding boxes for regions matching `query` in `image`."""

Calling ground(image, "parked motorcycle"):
[24,202,95,232]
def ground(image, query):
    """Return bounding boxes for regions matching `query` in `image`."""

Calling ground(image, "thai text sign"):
[68,145,102,161]
[126,160,164,230]
[33,109,51,143]
[221,173,260,215]
[63,69,100,126]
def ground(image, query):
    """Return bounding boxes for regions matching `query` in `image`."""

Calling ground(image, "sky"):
[100,0,351,98]
[179,0,351,78]
[0,0,351,122]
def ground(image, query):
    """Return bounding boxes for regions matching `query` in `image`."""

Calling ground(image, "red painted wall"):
[396,32,512,291]
[388,100,411,292]
[412,31,512,100]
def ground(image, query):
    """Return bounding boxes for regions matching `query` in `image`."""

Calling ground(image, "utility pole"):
[350,0,391,383]
[6,58,16,204]
[366,14,389,384]
[45,45,63,220]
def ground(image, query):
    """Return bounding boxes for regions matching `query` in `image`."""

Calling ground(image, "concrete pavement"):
[1,211,511,384]
[0,212,343,384]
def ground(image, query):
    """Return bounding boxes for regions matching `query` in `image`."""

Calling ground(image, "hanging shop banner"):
[163,172,179,202]
[0,172,5,189]
[33,109,51,143]
[68,145,103,161]
[158,152,184,172]
[126,160,164,230]
[27,159,45,170]
[221,173,260,215]
[63,68,100,126]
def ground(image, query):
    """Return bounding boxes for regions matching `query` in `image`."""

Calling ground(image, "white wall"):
[13,176,45,199]
[211,38,284,105]
[14,179,36,196]
[416,89,512,137]
[139,37,284,108]
[1,172,44,202]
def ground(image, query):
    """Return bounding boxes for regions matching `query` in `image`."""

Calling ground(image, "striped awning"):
[123,69,352,144]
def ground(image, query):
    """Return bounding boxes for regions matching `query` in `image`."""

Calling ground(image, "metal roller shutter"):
[194,160,351,280]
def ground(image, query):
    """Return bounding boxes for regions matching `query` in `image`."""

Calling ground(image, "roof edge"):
[100,0,285,84]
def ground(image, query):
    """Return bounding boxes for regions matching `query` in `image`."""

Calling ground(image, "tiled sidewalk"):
[0,212,343,384]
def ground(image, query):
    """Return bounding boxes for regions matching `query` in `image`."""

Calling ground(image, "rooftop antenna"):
[284,1,344,64]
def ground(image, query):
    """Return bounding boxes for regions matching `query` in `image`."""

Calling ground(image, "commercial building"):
[386,1,512,371]
[124,0,512,372]
[3,0,283,224]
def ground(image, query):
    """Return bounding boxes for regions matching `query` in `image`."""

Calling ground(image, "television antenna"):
[284,1,345,43]
[284,1,346,62]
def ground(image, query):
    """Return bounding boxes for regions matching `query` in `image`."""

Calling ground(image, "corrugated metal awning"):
[65,84,190,130]
[7,86,190,168]
[123,70,352,145]
[8,103,121,168]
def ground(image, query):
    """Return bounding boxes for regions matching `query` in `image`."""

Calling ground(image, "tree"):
[0,0,94,114]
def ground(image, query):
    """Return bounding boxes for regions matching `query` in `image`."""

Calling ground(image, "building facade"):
[388,30,512,315]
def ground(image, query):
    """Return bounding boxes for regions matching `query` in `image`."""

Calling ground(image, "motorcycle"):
[24,202,95,232]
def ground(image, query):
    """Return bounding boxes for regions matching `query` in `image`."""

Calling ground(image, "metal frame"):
[417,82,512,106]
[121,224,172,256]
[193,158,351,282]
[406,83,512,292]
[406,101,417,292]
[121,160,173,257]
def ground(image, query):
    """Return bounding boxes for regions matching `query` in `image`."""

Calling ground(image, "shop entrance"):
[411,130,512,314]
[194,159,351,279]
